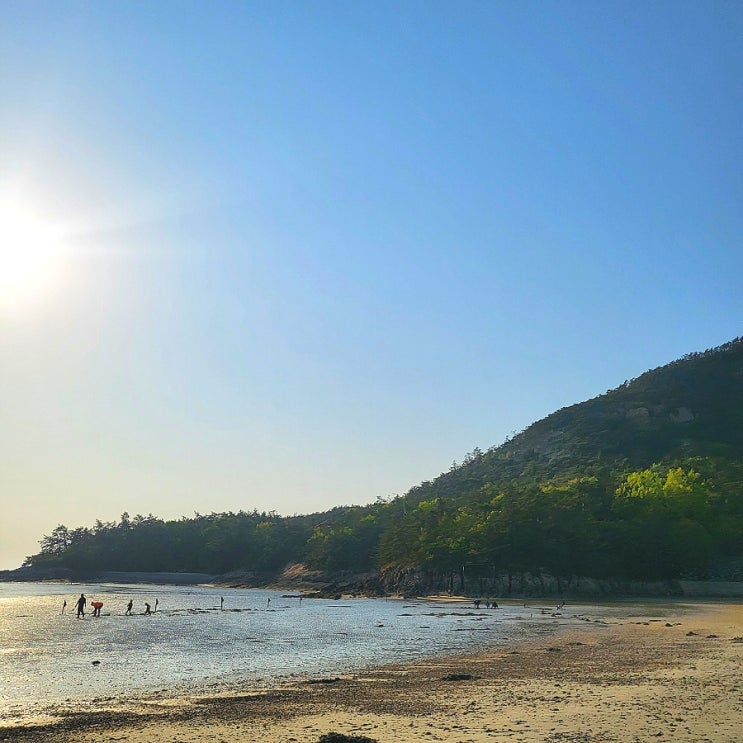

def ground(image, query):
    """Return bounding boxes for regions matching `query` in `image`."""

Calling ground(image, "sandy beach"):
[4,601,741,743]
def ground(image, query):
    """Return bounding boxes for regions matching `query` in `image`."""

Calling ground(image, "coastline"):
[3,601,741,743]
[4,567,743,599]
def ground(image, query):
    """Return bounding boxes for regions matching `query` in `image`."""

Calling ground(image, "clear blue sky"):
[0,1,741,568]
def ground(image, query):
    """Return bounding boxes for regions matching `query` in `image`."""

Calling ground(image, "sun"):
[0,201,65,310]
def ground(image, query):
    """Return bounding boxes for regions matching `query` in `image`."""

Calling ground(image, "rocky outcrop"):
[0,566,78,582]
[4,562,742,598]
[670,406,694,423]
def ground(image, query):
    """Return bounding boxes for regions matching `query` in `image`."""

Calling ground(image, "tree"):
[40,525,71,555]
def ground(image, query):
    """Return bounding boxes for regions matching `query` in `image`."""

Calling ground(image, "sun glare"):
[0,202,65,310]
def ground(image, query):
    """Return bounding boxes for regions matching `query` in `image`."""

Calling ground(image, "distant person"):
[220,596,224,611]
[144,602,152,615]
[91,601,103,617]
[125,600,133,615]
[154,598,159,613]
[266,597,271,609]
[62,600,67,614]
[75,593,86,619]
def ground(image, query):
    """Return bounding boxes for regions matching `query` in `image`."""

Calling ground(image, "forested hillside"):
[23,338,743,592]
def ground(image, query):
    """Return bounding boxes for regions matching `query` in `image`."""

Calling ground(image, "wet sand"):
[4,602,741,742]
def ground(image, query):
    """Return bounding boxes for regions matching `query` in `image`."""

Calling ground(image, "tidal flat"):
[1,584,740,742]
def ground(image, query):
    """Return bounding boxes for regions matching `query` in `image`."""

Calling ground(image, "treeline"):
[26,456,743,586]
[31,510,318,575]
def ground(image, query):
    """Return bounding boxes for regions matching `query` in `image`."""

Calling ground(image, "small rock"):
[318,733,378,743]
[442,673,475,681]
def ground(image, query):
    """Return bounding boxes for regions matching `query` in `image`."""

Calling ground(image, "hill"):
[17,338,743,595]
[403,337,743,505]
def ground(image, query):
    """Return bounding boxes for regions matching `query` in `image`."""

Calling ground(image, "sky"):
[0,1,741,569]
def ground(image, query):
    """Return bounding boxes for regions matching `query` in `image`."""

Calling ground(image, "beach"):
[3,601,741,743]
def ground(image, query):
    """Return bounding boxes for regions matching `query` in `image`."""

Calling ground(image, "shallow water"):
[0,582,685,724]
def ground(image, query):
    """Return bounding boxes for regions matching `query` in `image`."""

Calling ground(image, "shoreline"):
[3,570,743,599]
[3,601,741,742]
